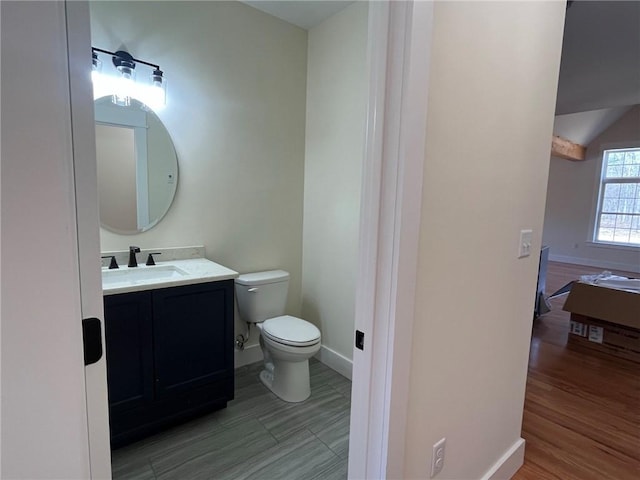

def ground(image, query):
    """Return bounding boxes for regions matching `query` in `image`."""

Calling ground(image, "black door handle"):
[355,330,365,351]
[82,317,103,366]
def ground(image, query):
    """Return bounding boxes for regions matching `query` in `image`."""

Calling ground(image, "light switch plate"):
[518,229,533,258]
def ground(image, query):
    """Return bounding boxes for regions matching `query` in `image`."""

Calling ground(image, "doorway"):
[88,1,374,478]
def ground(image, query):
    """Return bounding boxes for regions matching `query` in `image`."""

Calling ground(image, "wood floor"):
[514,262,640,480]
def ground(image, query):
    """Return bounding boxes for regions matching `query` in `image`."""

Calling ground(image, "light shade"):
[112,64,136,107]
[143,69,167,111]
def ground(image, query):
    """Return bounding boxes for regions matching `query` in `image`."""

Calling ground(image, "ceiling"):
[556,1,640,115]
[241,1,354,30]
[553,105,632,145]
[241,1,638,121]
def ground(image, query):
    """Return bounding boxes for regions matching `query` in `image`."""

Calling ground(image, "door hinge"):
[82,317,103,366]
[355,330,365,351]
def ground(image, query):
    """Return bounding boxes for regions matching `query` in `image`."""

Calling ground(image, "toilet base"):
[259,358,311,403]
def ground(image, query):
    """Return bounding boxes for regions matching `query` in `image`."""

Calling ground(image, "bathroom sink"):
[102,265,188,287]
[101,257,239,295]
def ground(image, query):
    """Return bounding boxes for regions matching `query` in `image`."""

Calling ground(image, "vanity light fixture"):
[91,47,167,110]
[91,51,102,79]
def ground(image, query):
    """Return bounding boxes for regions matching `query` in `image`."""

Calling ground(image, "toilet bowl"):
[257,316,321,402]
[235,271,322,402]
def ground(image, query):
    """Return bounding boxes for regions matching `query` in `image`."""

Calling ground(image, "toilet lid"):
[262,315,321,347]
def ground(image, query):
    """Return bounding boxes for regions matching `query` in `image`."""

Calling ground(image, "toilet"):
[235,270,321,402]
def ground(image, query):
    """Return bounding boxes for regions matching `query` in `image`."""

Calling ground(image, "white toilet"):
[235,270,321,402]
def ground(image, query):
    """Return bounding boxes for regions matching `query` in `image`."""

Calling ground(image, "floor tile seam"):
[148,457,160,480]
[257,415,281,444]
[312,431,349,458]
[311,429,346,461]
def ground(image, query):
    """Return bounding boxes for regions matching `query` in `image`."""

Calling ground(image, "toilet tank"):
[235,270,290,323]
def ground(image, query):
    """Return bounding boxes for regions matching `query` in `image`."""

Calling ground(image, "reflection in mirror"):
[95,96,178,234]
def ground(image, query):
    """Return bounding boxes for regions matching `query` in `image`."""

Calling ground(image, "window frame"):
[592,145,640,247]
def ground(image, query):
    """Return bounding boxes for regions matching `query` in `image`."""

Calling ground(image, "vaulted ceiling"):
[556,0,640,115]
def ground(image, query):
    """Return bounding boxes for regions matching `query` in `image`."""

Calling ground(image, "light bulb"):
[145,69,167,110]
[112,65,135,107]
[91,52,107,100]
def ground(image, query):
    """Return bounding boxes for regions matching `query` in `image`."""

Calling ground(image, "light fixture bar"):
[91,47,161,71]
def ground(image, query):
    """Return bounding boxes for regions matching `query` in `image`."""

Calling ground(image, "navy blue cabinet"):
[104,291,153,413]
[104,280,234,447]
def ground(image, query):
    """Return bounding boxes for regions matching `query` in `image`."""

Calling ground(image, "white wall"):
[90,1,308,356]
[543,106,640,273]
[402,2,565,478]
[302,2,368,373]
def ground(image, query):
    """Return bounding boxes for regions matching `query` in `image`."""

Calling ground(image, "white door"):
[349,1,432,478]
[0,1,111,478]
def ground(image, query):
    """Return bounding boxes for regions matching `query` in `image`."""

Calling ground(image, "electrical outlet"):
[430,437,446,478]
[518,229,533,258]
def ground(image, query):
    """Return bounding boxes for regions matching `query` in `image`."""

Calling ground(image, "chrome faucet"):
[128,246,141,267]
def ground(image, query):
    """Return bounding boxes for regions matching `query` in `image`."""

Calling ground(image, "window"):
[593,147,640,246]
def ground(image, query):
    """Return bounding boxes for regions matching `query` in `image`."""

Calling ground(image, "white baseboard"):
[549,254,640,274]
[315,345,353,380]
[481,438,525,480]
[234,343,263,369]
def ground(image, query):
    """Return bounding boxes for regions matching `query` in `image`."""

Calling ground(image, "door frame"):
[66,1,112,478]
[349,1,433,478]
[65,0,435,477]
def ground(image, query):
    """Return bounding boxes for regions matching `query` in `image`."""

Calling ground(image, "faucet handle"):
[101,255,119,269]
[146,252,162,266]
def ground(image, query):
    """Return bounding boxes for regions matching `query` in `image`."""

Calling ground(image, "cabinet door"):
[104,292,154,412]
[153,281,233,397]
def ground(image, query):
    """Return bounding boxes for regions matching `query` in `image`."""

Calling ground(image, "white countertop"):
[102,258,239,295]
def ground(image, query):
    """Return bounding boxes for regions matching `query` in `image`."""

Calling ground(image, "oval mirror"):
[94,96,178,234]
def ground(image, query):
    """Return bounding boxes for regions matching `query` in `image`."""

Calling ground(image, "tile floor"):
[112,359,351,480]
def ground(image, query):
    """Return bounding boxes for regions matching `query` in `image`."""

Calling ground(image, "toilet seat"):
[261,315,321,347]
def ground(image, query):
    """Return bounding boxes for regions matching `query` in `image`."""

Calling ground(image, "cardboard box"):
[563,282,640,363]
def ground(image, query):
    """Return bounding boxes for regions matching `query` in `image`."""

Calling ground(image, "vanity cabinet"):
[104,291,154,413]
[104,280,234,447]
